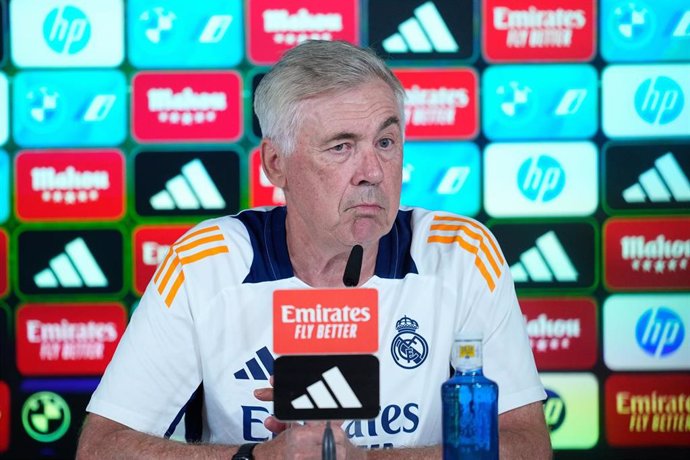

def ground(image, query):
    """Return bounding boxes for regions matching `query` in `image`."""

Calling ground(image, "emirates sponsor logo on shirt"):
[16,304,127,376]
[132,225,192,295]
[482,0,596,62]
[15,150,124,221]
[248,0,358,64]
[394,69,478,139]
[249,148,285,207]
[605,374,690,446]
[132,71,242,142]
[521,298,596,370]
[604,217,690,290]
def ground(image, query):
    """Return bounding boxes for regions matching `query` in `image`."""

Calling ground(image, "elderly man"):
[78,40,551,459]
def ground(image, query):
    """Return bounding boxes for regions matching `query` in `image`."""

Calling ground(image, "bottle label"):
[453,339,482,371]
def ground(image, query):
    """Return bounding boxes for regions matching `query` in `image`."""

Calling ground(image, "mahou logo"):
[605,217,690,290]
[394,69,478,139]
[16,303,127,376]
[133,225,192,295]
[15,150,124,221]
[482,0,596,62]
[606,374,690,446]
[521,298,597,370]
[247,0,359,64]
[249,148,285,207]
[132,71,242,142]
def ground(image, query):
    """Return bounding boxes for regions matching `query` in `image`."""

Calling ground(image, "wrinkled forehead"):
[294,81,403,131]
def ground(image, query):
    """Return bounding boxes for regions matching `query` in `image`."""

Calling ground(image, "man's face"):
[281,79,403,249]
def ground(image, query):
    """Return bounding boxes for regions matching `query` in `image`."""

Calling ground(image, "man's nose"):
[354,146,384,186]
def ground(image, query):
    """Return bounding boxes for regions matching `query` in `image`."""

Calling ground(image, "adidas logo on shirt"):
[234,346,274,381]
[150,159,225,210]
[510,231,578,283]
[622,152,690,203]
[291,366,362,410]
[34,238,108,288]
[382,1,458,53]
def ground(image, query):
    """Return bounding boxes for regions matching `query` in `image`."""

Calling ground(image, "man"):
[78,40,551,459]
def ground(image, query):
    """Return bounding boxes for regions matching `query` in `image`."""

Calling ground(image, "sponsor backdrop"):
[0,0,688,457]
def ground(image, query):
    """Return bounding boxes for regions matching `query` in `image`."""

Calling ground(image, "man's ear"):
[260,139,287,189]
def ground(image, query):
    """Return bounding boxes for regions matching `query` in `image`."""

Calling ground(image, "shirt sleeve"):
[457,227,546,414]
[86,251,202,437]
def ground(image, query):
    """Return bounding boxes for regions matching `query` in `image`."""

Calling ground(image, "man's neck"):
[285,225,378,288]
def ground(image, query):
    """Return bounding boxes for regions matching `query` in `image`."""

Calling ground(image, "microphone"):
[342,245,363,287]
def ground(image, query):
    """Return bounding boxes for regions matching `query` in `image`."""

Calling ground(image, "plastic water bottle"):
[441,334,498,459]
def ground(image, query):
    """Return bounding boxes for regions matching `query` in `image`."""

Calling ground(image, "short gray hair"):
[254,40,406,155]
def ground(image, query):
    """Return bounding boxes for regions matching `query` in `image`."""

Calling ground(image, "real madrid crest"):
[391,315,429,369]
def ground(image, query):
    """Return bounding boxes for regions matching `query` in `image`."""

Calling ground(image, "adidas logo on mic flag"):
[274,355,379,421]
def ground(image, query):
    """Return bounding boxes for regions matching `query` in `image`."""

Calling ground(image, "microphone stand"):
[321,244,363,460]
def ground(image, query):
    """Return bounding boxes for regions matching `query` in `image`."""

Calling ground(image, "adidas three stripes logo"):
[382,1,459,54]
[291,366,363,410]
[150,159,226,210]
[510,231,578,283]
[34,238,108,288]
[623,152,690,203]
[234,346,274,381]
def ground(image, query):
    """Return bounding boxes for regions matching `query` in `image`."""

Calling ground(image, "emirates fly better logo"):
[394,69,478,139]
[16,304,127,376]
[604,217,690,290]
[482,0,596,62]
[132,71,242,143]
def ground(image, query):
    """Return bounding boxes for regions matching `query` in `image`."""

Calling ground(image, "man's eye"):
[378,138,393,148]
[331,143,348,152]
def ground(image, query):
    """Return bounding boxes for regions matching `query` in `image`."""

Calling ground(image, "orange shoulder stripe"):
[432,215,505,265]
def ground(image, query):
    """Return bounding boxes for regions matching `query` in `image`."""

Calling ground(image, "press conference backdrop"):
[0,0,689,458]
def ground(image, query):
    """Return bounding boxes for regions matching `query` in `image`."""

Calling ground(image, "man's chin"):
[349,216,391,245]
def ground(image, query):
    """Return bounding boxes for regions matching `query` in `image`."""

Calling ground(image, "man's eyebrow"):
[321,116,402,146]
[378,116,401,132]
[322,131,360,146]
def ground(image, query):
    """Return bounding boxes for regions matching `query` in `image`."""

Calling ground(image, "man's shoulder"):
[405,207,498,250]
[155,209,280,289]
[404,207,506,274]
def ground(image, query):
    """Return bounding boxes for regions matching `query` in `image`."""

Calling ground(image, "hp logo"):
[635,307,685,358]
[634,76,684,125]
[517,155,565,202]
[43,6,91,55]
[543,389,565,432]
